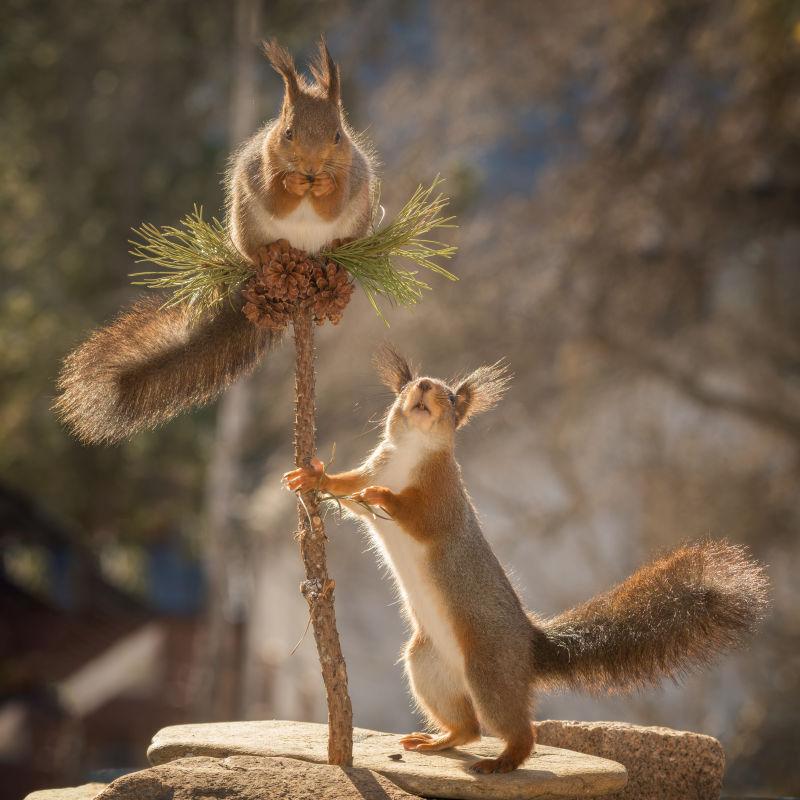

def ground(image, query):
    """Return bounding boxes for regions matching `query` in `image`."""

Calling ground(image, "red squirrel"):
[56,38,375,444]
[227,37,375,260]
[284,345,768,774]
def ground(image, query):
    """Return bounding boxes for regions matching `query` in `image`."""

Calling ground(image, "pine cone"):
[307,258,354,326]
[242,293,292,332]
[256,239,311,301]
[241,240,353,329]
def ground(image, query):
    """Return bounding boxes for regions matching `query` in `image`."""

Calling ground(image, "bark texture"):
[292,308,353,766]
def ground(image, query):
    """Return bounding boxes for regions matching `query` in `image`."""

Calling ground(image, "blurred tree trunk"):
[195,0,261,722]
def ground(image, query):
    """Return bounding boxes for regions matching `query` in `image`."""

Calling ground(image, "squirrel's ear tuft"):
[309,35,340,104]
[262,38,300,102]
[374,343,416,394]
[453,360,512,428]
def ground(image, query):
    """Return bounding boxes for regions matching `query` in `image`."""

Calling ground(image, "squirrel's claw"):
[400,731,477,753]
[310,172,335,198]
[283,458,324,492]
[283,171,310,197]
[353,485,392,508]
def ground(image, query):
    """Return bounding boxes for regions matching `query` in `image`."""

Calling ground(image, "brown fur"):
[400,632,481,752]
[262,39,301,99]
[267,167,305,218]
[374,343,417,394]
[285,347,770,773]
[359,452,460,543]
[56,37,375,446]
[321,468,370,496]
[452,360,511,428]
[308,36,340,103]
[228,37,376,262]
[54,296,269,444]
[531,539,770,692]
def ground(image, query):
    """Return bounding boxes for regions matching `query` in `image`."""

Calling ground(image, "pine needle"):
[322,176,458,322]
[129,205,254,315]
[128,178,458,322]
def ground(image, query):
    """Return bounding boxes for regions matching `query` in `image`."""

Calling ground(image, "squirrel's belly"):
[368,519,465,674]
[260,198,361,254]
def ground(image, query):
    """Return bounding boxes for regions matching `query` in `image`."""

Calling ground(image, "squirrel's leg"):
[351,487,423,532]
[284,461,369,496]
[399,632,480,752]
[319,469,369,496]
[464,656,535,773]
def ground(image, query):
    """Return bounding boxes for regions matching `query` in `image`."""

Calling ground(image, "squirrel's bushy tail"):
[530,540,768,692]
[55,296,270,444]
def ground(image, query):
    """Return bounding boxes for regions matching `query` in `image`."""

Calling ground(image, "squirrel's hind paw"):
[399,732,433,750]
[469,757,514,774]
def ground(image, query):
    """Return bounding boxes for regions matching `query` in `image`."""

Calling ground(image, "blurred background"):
[1,0,799,797]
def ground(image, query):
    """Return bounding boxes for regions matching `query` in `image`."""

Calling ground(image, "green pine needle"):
[323,176,458,322]
[129,178,458,321]
[129,205,254,314]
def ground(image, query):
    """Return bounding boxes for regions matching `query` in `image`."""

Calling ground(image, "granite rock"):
[534,720,725,800]
[148,719,627,799]
[95,755,417,800]
[24,784,107,800]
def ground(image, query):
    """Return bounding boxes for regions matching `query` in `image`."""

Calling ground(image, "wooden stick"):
[292,306,354,766]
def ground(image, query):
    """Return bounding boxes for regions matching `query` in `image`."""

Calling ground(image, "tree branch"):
[292,306,353,766]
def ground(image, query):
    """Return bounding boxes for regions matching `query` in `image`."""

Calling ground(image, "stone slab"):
[95,755,418,800]
[25,785,107,800]
[535,720,725,800]
[148,719,627,800]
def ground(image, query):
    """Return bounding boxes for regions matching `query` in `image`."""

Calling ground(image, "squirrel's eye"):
[334,130,341,144]
[285,128,293,141]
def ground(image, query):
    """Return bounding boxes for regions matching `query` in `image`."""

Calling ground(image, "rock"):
[25,785,107,800]
[534,720,725,800]
[95,755,417,800]
[148,719,627,799]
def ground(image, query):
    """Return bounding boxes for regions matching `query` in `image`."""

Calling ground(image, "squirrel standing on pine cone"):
[56,38,375,444]
[284,345,768,774]
[228,38,375,260]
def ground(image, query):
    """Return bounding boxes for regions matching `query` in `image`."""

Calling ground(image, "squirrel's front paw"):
[283,171,310,197]
[283,458,324,492]
[353,485,393,509]
[310,172,335,197]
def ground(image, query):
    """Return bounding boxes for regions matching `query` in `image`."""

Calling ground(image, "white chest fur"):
[258,196,360,254]
[362,434,465,673]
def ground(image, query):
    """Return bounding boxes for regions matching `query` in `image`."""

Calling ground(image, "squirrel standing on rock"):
[284,345,769,774]
[56,38,375,444]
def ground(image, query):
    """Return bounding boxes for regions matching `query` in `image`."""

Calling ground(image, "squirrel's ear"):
[310,35,341,104]
[374,343,416,394]
[262,39,300,103]
[453,361,512,428]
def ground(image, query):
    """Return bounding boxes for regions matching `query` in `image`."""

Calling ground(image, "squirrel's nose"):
[418,380,432,393]
[304,173,315,182]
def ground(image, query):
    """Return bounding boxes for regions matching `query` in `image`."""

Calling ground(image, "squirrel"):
[56,37,375,444]
[227,38,375,261]
[284,345,769,774]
